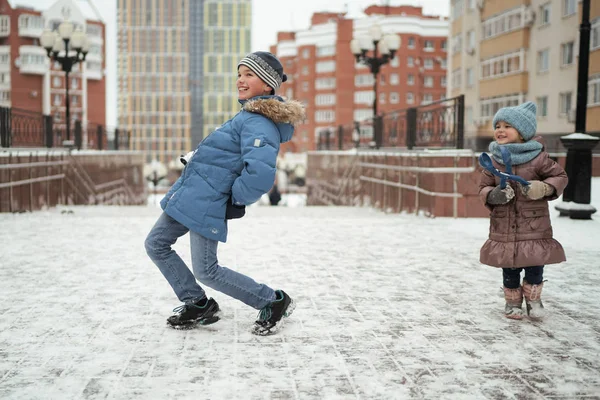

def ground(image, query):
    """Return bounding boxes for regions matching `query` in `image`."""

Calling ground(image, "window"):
[424,40,434,51]
[315,78,336,89]
[355,74,374,87]
[354,91,374,104]
[316,61,335,73]
[538,49,550,72]
[302,82,309,91]
[315,94,336,106]
[353,109,373,122]
[589,75,600,106]
[537,96,548,117]
[482,7,523,40]
[53,94,62,106]
[390,93,399,104]
[406,92,414,104]
[302,66,309,75]
[315,110,335,122]
[452,68,462,88]
[559,92,572,115]
[424,76,433,87]
[466,30,475,52]
[441,59,447,69]
[53,76,61,87]
[424,59,433,69]
[466,68,474,87]
[561,42,574,66]
[422,94,433,104]
[540,3,551,25]
[390,73,399,85]
[481,50,524,79]
[71,78,78,89]
[480,94,523,118]
[379,93,386,104]
[407,74,414,86]
[317,45,335,57]
[302,49,310,59]
[452,0,464,20]
[468,0,475,10]
[0,73,9,84]
[441,76,447,87]
[593,19,600,51]
[451,34,462,54]
[441,40,447,51]
[390,57,399,67]
[407,57,414,67]
[563,0,576,17]
[408,37,415,48]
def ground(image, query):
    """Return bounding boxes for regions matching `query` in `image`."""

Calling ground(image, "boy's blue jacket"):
[160,96,305,242]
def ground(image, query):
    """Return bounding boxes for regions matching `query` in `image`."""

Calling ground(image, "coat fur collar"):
[242,97,305,125]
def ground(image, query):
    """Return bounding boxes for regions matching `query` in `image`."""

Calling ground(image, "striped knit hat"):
[238,51,287,94]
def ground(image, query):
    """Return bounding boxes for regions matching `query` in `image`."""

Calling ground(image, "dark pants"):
[503,266,544,289]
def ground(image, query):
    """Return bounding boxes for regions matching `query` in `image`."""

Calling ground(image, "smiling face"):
[494,121,523,144]
[236,65,272,100]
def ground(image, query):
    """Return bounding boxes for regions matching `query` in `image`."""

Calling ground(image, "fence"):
[0,107,130,151]
[0,150,147,213]
[317,95,465,151]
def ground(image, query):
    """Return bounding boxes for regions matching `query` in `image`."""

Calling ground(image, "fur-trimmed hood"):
[241,96,305,144]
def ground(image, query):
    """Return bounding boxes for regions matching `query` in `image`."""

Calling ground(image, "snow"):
[560,133,600,141]
[1,181,600,399]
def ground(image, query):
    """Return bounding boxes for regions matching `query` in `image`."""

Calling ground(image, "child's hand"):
[487,185,515,205]
[519,181,554,200]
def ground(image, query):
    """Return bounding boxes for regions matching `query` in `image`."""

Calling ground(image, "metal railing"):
[0,106,130,151]
[317,95,465,151]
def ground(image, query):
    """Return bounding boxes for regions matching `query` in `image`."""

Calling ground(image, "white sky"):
[17,0,449,128]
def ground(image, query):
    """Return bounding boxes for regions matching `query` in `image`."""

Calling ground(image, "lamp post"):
[350,25,400,149]
[40,21,88,144]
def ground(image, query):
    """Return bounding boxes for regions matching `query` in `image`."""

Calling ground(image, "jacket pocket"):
[521,208,550,231]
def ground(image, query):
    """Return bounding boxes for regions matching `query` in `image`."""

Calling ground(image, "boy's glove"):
[180,150,196,166]
[487,185,515,205]
[225,196,245,220]
[519,180,554,200]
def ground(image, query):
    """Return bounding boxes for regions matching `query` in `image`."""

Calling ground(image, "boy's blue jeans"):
[145,212,276,309]
[502,266,544,289]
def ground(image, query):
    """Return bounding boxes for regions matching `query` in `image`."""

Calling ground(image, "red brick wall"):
[85,21,106,126]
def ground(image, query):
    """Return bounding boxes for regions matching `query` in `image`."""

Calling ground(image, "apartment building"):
[117,0,251,165]
[449,0,598,150]
[272,5,449,153]
[0,0,106,128]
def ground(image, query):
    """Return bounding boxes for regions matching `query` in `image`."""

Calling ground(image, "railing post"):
[74,120,83,150]
[97,125,103,150]
[338,125,343,150]
[44,115,53,148]
[0,107,11,148]
[325,129,331,150]
[114,129,120,151]
[374,115,383,149]
[406,108,417,150]
[456,94,465,149]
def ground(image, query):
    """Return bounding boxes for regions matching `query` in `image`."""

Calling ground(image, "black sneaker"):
[167,297,220,329]
[251,290,295,336]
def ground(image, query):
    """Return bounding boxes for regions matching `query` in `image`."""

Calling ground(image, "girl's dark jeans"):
[503,266,544,289]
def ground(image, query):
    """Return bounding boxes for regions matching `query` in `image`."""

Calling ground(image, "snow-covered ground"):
[1,181,599,399]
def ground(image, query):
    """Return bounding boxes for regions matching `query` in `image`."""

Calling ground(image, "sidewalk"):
[0,200,599,399]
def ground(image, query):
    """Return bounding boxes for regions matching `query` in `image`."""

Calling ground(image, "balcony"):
[0,15,9,37]
[17,46,48,75]
[18,14,44,38]
[86,61,103,80]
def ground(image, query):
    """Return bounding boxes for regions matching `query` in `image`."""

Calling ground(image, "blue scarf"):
[488,140,543,166]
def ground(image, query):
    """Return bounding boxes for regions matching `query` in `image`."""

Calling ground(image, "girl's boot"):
[522,280,545,319]
[503,286,524,319]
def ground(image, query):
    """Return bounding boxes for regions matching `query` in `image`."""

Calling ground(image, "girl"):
[479,101,568,320]
[145,52,305,335]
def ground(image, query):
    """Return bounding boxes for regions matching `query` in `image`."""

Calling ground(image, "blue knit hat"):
[238,51,288,94]
[492,101,537,141]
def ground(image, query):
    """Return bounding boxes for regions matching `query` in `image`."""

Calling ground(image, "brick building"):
[270,5,449,153]
[0,0,106,129]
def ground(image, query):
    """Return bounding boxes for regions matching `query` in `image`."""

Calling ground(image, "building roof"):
[8,0,103,22]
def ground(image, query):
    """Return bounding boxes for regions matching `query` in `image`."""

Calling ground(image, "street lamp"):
[351,25,400,148]
[40,21,89,144]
